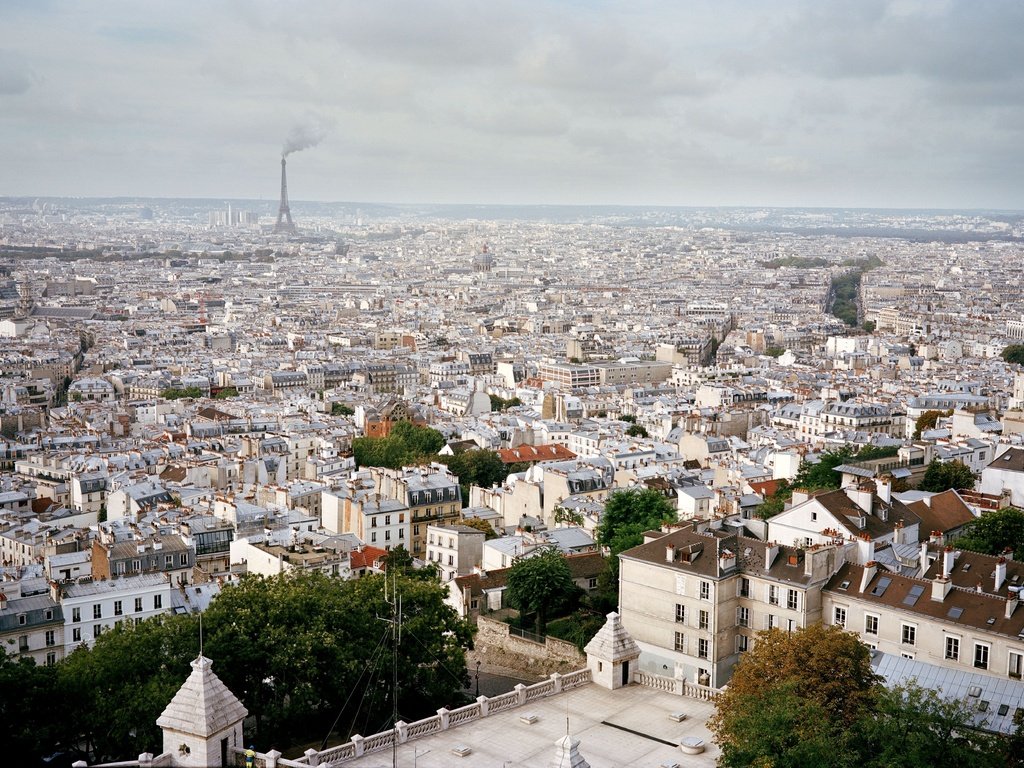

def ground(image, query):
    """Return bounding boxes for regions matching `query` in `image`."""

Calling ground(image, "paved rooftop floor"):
[345,682,719,767]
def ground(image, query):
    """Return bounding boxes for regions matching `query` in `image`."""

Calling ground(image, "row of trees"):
[1,570,472,766]
[711,623,1014,767]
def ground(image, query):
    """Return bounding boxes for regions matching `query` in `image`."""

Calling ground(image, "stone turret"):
[549,734,590,768]
[584,611,640,690]
[157,655,248,767]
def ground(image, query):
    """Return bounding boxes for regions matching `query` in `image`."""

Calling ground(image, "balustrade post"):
[514,683,527,705]
[550,672,562,693]
[438,707,450,730]
[477,695,490,717]
[265,749,282,768]
[351,736,365,757]
[396,721,408,743]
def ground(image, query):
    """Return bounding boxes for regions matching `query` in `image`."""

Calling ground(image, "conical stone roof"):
[550,734,590,768]
[584,611,640,663]
[157,655,249,738]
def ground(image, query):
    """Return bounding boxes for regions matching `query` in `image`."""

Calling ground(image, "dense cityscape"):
[2,193,1024,766]
[5,1,1024,766]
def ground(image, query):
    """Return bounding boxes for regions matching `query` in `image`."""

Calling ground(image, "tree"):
[0,654,62,764]
[214,387,238,399]
[625,423,648,438]
[710,624,880,768]
[505,547,576,635]
[390,421,445,456]
[918,459,975,493]
[755,479,791,520]
[857,683,1003,768]
[792,446,857,491]
[955,507,1024,556]
[597,488,677,580]
[458,516,498,539]
[331,402,354,416]
[861,320,876,333]
[553,506,585,527]
[913,409,950,439]
[1002,344,1024,365]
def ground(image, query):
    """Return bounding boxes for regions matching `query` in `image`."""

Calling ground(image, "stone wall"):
[473,615,585,676]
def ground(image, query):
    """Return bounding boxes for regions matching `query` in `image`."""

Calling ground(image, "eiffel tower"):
[274,156,297,234]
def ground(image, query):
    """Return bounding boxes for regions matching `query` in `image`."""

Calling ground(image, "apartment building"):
[823,546,1024,685]
[371,464,462,558]
[425,523,486,582]
[618,523,840,687]
[0,586,64,666]
[58,572,173,653]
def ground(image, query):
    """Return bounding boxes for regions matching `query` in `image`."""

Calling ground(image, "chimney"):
[1005,547,1015,562]
[996,557,1008,592]
[765,542,780,570]
[1007,591,1020,619]
[0,592,6,610]
[919,541,930,577]
[893,519,903,544]
[846,484,873,515]
[875,476,892,504]
[929,530,943,545]
[859,561,878,593]
[931,576,952,602]
[665,543,675,563]
[857,536,875,565]
[942,547,955,579]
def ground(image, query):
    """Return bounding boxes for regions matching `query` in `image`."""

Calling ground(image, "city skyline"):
[2,1,1023,209]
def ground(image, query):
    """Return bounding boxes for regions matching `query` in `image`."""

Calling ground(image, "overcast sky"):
[2,0,1022,209]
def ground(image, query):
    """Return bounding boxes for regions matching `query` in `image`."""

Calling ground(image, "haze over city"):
[3,0,1023,209]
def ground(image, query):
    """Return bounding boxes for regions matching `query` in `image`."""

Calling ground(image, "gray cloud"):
[0,1,1021,208]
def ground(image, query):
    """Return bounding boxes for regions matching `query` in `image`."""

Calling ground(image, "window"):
[44,609,52,620]
[765,614,778,630]
[698,638,709,659]
[787,589,799,611]
[399,529,404,539]
[865,614,879,635]
[72,607,80,623]
[946,636,960,661]
[901,651,916,660]
[975,643,990,670]
[153,595,163,610]
[738,577,750,598]
[385,515,391,525]
[93,604,102,620]
[179,554,188,566]
[165,555,173,568]
[834,607,847,628]
[72,628,82,643]
[699,610,709,630]
[45,630,55,646]
[768,585,779,606]
[385,530,391,541]
[901,623,916,646]
[675,604,687,624]
[18,614,26,625]
[114,601,123,616]
[1010,651,1023,679]
[674,632,687,652]
[133,559,141,571]
[737,607,750,628]
[700,581,710,600]
[46,652,56,666]
[93,625,102,639]
[736,634,749,653]
[447,554,454,566]
[371,532,377,543]
[134,598,143,613]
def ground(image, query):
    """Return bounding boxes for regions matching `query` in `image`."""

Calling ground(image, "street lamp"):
[475,659,481,697]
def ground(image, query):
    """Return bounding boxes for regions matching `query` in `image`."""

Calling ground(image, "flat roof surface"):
[340,682,719,767]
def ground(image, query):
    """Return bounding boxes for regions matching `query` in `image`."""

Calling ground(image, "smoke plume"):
[282,120,328,158]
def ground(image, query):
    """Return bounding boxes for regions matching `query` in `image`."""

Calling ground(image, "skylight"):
[947,606,964,620]
[902,585,925,606]
[870,577,892,597]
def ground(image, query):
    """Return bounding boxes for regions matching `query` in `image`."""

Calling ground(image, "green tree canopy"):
[625,423,649,438]
[918,459,975,493]
[956,506,1024,556]
[913,409,951,439]
[710,624,1005,768]
[352,422,446,469]
[436,449,509,504]
[597,488,677,579]
[458,516,499,539]
[505,547,576,634]
[43,571,471,761]
[1002,344,1024,365]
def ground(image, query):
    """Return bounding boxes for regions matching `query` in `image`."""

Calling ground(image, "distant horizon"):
[3,195,1023,216]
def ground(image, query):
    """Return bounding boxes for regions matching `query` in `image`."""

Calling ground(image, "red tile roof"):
[497,444,577,464]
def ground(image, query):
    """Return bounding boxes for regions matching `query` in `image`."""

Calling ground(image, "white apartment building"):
[58,572,174,654]
[618,523,840,688]
[425,524,485,582]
